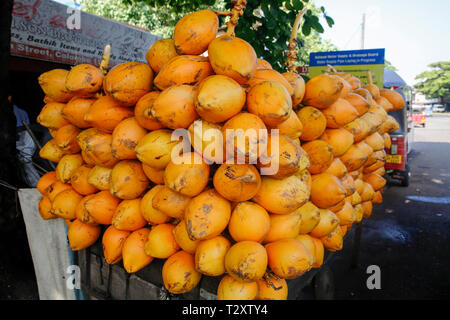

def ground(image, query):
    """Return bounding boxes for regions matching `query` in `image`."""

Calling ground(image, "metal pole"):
[351,222,362,269]
[361,13,366,50]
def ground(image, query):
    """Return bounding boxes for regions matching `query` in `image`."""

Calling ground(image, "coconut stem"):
[225,0,247,37]
[367,71,373,85]
[286,1,313,72]
[99,44,111,75]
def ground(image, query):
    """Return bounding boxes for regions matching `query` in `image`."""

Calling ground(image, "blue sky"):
[315,0,450,85]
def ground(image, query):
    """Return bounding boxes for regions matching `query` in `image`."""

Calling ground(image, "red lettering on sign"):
[50,15,67,29]
[12,0,40,20]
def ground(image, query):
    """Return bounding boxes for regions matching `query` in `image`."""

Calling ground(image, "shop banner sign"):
[10,0,160,66]
[309,48,385,88]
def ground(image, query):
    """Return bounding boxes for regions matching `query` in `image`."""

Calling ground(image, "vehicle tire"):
[401,165,410,187]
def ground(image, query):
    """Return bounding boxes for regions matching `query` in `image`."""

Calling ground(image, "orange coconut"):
[37,171,58,195]
[142,163,165,185]
[380,89,405,110]
[37,102,70,130]
[102,225,131,265]
[151,85,198,129]
[253,175,310,215]
[68,219,101,251]
[110,160,149,200]
[362,200,373,218]
[365,132,385,151]
[258,133,309,179]
[256,274,288,300]
[65,64,104,97]
[103,61,153,107]
[112,198,147,231]
[265,238,314,279]
[84,95,133,133]
[309,209,340,238]
[111,117,147,160]
[208,34,257,84]
[217,275,258,300]
[256,59,273,70]
[222,112,268,163]
[275,110,303,140]
[184,189,231,241]
[340,144,369,172]
[151,185,191,219]
[76,128,119,168]
[134,91,164,131]
[372,190,383,204]
[282,71,306,107]
[344,117,371,142]
[344,92,370,116]
[87,165,112,191]
[247,80,292,127]
[302,140,334,174]
[70,165,98,195]
[83,190,120,225]
[320,128,354,157]
[46,181,72,202]
[162,251,202,294]
[341,173,357,196]
[320,225,344,252]
[164,152,209,197]
[375,95,394,112]
[360,182,375,202]
[263,210,302,243]
[61,97,95,128]
[228,201,270,243]
[194,75,246,123]
[140,185,171,224]
[195,235,231,276]
[322,98,359,129]
[154,55,213,90]
[310,173,346,209]
[144,223,179,259]
[324,158,348,179]
[75,194,98,225]
[247,69,294,95]
[38,69,74,103]
[334,201,356,226]
[296,168,312,189]
[303,74,343,109]
[296,201,321,234]
[122,228,153,273]
[173,220,200,254]
[55,154,83,184]
[38,195,58,220]
[54,124,81,153]
[40,139,69,163]
[297,106,327,141]
[383,132,391,149]
[145,38,178,73]
[225,241,268,282]
[188,119,224,164]
[135,129,179,169]
[213,164,261,202]
[173,9,218,55]
[363,172,386,191]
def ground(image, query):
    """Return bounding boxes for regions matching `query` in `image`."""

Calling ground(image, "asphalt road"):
[327,114,450,299]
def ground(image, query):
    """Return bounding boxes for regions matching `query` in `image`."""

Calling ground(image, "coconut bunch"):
[35,0,404,301]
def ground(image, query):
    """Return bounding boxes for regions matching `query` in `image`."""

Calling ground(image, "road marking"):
[405,195,450,204]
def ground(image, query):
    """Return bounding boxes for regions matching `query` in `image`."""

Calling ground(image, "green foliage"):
[78,0,225,38]
[224,0,335,72]
[414,62,450,101]
[385,59,398,71]
[80,0,337,72]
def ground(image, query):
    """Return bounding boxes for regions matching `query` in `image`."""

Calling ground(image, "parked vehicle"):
[383,69,413,186]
